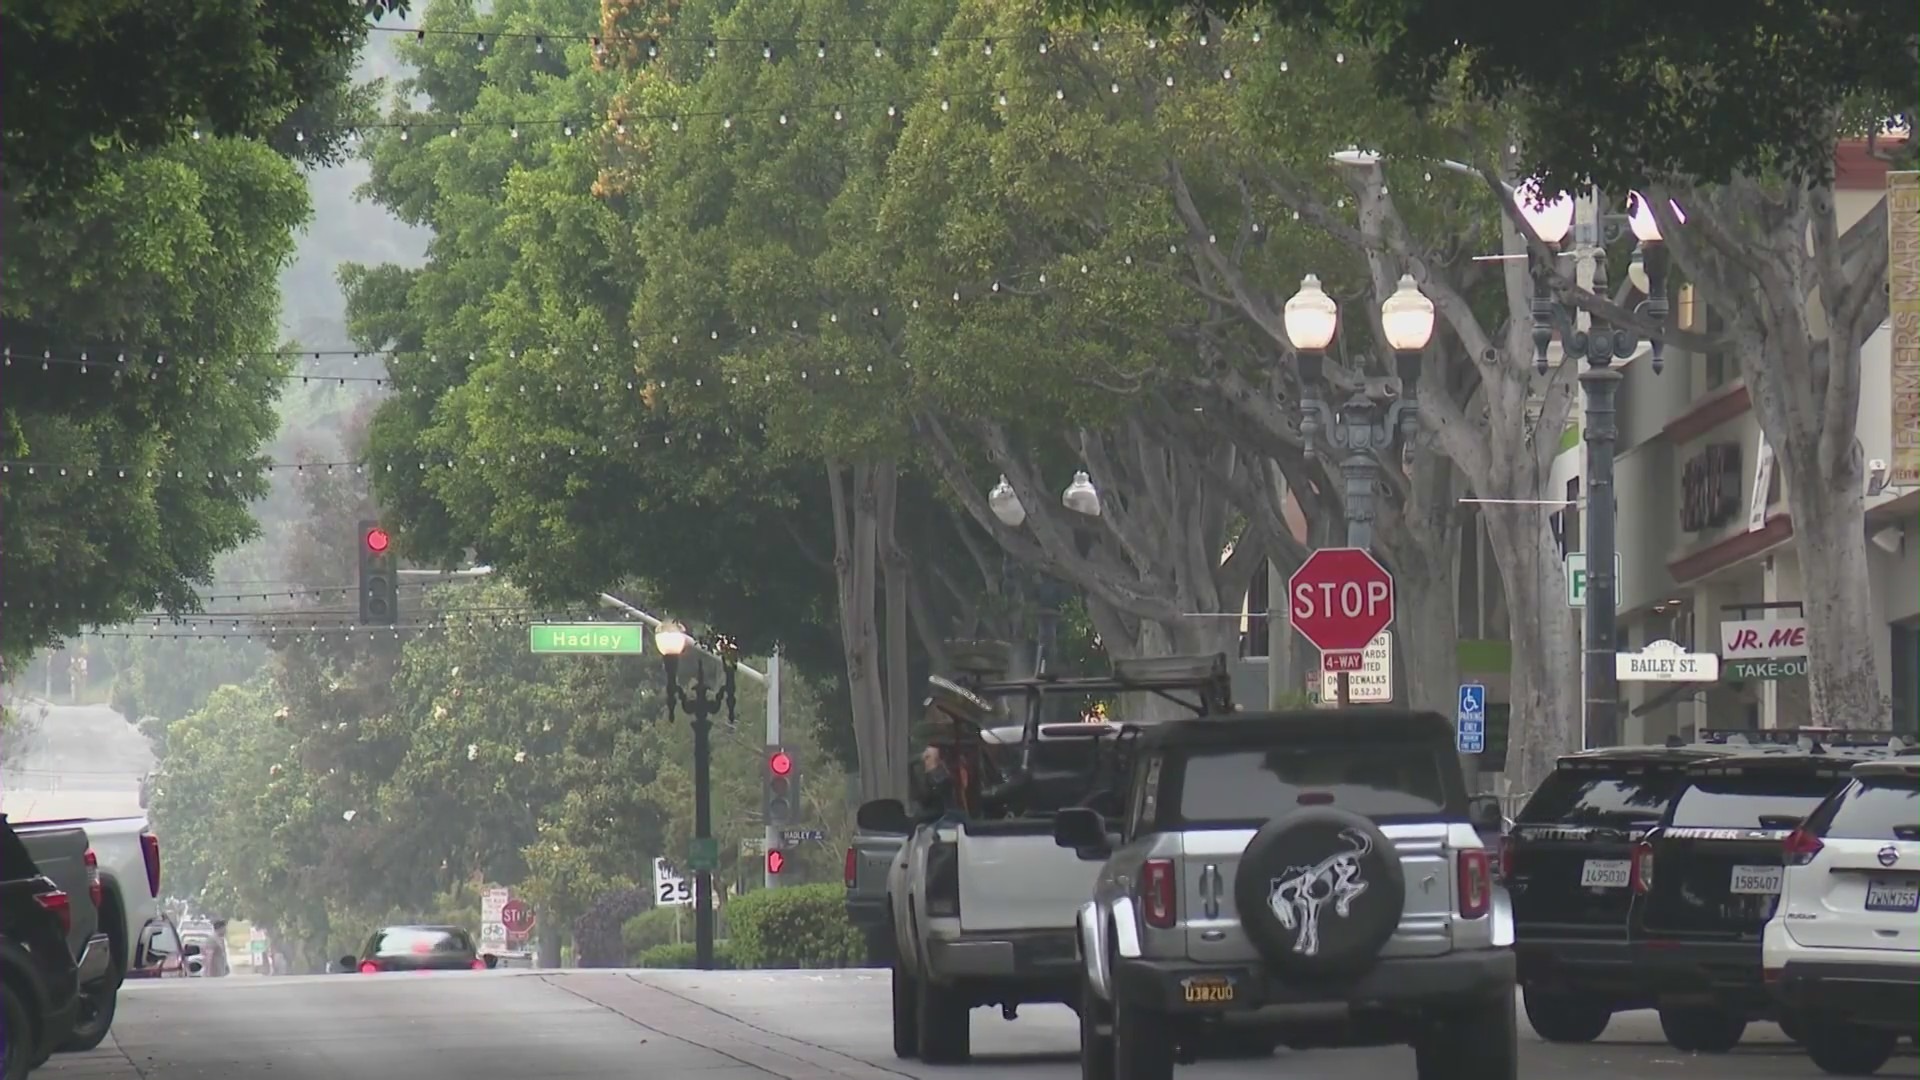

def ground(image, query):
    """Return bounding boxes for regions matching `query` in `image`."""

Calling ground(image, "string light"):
[369,23,1267,54]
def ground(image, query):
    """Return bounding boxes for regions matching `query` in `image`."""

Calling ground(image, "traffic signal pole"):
[765,649,782,890]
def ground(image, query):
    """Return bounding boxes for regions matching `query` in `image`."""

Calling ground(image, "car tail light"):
[1141,858,1177,929]
[359,961,381,974]
[1457,849,1492,919]
[84,849,104,909]
[470,958,486,971]
[141,833,161,897]
[1783,827,1825,867]
[35,888,73,934]
[1630,841,1655,894]
[925,840,960,918]
[844,846,857,889]
[1497,835,1514,881]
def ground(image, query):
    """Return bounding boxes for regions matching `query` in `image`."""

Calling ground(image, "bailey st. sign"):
[1615,639,1721,682]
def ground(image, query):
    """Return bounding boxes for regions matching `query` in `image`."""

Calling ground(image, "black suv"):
[2,818,83,1079]
[1504,744,1733,1043]
[1627,748,1870,1052]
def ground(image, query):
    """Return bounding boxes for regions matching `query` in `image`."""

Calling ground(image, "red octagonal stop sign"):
[1287,547,1396,656]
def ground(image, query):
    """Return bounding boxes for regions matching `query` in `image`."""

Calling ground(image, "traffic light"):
[765,849,787,876]
[358,520,398,625]
[763,747,799,827]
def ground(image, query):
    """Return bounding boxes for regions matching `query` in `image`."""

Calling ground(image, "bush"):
[634,941,736,969]
[725,883,865,969]
[622,907,682,961]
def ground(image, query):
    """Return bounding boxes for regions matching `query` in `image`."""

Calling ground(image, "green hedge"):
[622,907,682,961]
[634,941,737,969]
[724,883,865,969]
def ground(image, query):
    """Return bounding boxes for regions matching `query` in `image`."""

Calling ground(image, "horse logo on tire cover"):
[1267,828,1373,957]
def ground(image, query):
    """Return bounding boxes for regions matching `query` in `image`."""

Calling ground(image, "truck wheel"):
[58,981,118,1052]
[1522,988,1611,1043]
[1078,971,1114,1080]
[1803,1019,1896,1076]
[1414,992,1518,1080]
[889,965,918,1059]
[1658,1006,1746,1053]
[915,976,971,1063]
[2,982,31,1080]
[1112,995,1174,1080]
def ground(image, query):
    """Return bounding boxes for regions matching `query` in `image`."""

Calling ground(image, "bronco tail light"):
[35,888,73,934]
[1457,850,1492,919]
[359,961,382,974]
[1783,827,1825,867]
[1141,858,1177,929]
[141,833,161,897]
[1629,841,1655,894]
[84,849,104,909]
[844,846,858,889]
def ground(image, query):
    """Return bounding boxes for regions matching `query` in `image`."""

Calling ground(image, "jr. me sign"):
[1719,617,1808,661]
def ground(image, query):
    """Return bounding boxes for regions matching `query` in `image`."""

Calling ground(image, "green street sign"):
[1566,552,1624,608]
[529,623,645,655]
[1724,657,1809,681]
[686,837,721,872]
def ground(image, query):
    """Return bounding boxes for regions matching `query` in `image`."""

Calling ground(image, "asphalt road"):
[38,969,1909,1079]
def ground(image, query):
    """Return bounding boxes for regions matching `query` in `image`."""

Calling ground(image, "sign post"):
[1287,547,1396,706]
[1457,683,1486,754]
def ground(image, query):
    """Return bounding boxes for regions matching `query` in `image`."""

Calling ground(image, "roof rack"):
[1690,728,1913,752]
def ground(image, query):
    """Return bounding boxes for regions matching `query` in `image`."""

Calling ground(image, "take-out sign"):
[1718,618,1808,661]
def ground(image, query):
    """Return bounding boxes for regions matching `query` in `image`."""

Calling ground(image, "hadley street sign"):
[529,623,646,655]
[1616,639,1721,682]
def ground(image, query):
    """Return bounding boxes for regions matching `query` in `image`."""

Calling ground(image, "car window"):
[1519,768,1682,828]
[142,921,180,959]
[369,928,475,956]
[1806,776,1920,841]
[0,819,39,880]
[1668,772,1839,828]
[1170,742,1449,827]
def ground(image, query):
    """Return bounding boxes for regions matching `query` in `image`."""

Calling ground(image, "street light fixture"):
[1061,471,1102,517]
[653,618,737,971]
[1525,188,1673,750]
[989,475,1027,527]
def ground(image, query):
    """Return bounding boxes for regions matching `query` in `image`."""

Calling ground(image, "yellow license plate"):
[1182,979,1235,1004]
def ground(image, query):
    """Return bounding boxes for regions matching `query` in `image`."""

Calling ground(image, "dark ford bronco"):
[1054,709,1514,1080]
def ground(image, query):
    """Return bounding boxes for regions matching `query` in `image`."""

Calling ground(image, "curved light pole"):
[1520,189,1674,748]
[1286,273,1436,704]
[653,620,737,971]
[988,472,1100,674]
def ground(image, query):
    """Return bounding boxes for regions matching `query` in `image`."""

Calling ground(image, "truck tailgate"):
[956,820,1099,933]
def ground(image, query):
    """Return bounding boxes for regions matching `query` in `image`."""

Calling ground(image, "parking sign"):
[1456,683,1486,754]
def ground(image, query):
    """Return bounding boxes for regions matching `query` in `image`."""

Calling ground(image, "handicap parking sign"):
[1457,684,1486,754]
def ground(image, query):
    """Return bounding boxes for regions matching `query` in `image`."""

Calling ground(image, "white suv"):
[1764,757,1918,1075]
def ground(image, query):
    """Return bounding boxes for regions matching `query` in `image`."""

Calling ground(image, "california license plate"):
[1181,976,1235,1004]
[1865,877,1920,913]
[1580,859,1630,888]
[1729,864,1783,895]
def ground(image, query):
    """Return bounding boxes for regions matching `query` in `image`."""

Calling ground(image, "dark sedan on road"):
[342,926,497,974]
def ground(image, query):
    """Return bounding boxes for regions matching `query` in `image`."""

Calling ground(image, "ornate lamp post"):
[652,620,738,970]
[989,472,1100,676]
[1519,189,1674,748]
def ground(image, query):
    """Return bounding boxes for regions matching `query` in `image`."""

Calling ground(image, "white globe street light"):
[1515,182,1575,245]
[1062,471,1101,517]
[1379,275,1437,353]
[1282,274,1339,352]
[988,475,1027,527]
[653,621,691,658]
[1628,191,1685,243]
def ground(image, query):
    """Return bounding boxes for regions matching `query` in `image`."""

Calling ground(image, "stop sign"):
[500,898,535,935]
[1287,547,1396,655]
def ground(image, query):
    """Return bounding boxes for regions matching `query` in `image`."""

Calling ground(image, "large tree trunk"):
[1481,507,1581,795]
[1377,447,1468,776]
[828,461,902,801]
[875,463,914,801]
[1777,433,1885,726]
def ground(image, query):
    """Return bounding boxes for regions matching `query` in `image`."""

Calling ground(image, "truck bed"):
[956,818,1101,933]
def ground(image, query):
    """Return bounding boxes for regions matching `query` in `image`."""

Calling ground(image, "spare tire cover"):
[1231,807,1405,980]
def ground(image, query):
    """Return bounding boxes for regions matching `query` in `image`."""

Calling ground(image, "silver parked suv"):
[1053,709,1516,1080]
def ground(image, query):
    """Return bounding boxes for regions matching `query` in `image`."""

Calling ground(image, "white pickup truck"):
[867,655,1235,1065]
[13,816,162,1051]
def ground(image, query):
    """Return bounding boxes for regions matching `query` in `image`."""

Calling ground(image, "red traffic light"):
[769,750,793,777]
[364,526,392,554]
[766,849,787,875]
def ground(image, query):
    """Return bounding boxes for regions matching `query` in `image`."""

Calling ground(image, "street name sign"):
[686,836,721,871]
[1565,552,1623,608]
[781,827,827,845]
[1288,547,1396,670]
[529,623,646,654]
[1615,639,1720,682]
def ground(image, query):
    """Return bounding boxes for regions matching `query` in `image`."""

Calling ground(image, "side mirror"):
[338,955,357,971]
[1467,795,1503,832]
[1053,807,1108,853]
[482,953,499,970]
[856,798,912,834]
